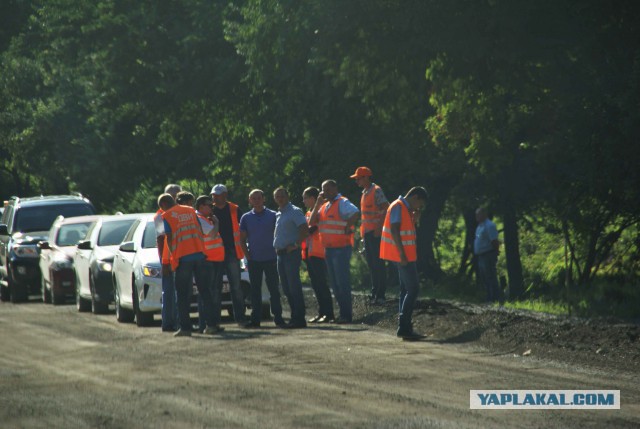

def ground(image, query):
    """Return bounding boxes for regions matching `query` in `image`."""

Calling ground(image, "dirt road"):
[1,300,638,428]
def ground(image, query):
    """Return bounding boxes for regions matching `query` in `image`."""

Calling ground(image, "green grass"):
[502,299,570,315]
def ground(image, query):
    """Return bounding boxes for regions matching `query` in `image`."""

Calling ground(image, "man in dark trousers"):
[210,184,247,325]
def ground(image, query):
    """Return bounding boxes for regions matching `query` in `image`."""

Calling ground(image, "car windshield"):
[142,221,157,249]
[97,219,137,246]
[56,222,92,246]
[14,204,95,233]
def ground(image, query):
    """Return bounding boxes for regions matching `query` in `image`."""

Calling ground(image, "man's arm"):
[375,201,390,237]
[308,193,327,226]
[345,212,360,234]
[239,216,251,260]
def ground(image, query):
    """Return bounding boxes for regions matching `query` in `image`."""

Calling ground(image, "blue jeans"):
[248,259,283,324]
[161,266,178,330]
[198,260,224,331]
[224,255,246,323]
[277,251,306,324]
[325,246,352,322]
[363,231,386,300]
[395,261,420,332]
[477,250,501,302]
[305,256,334,319]
[174,258,214,332]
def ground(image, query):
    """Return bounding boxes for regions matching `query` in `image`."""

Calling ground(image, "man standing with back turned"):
[380,186,428,341]
[351,166,389,305]
[474,207,501,303]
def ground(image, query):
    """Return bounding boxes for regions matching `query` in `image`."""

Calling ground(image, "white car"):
[112,214,268,327]
[74,214,142,314]
[38,215,100,305]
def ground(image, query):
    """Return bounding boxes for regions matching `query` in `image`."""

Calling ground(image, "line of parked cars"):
[0,194,269,327]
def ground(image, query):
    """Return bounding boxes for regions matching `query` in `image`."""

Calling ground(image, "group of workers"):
[154,167,429,341]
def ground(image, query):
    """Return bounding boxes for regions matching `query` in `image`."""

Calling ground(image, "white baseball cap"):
[210,184,228,195]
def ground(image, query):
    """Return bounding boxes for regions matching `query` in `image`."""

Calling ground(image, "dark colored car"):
[74,214,141,314]
[0,195,96,303]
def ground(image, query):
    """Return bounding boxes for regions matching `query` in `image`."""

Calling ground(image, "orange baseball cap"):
[350,166,373,178]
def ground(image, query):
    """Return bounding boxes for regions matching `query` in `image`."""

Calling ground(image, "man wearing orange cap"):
[351,167,389,305]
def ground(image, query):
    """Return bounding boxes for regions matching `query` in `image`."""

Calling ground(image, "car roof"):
[9,195,93,207]
[100,213,153,223]
[57,215,102,225]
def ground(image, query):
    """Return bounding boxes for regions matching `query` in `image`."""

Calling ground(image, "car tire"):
[76,279,91,312]
[41,275,51,304]
[8,270,28,303]
[133,284,154,327]
[90,276,109,314]
[0,283,9,302]
[51,291,64,306]
[114,278,134,323]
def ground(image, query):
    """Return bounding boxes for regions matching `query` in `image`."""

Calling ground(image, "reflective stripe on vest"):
[360,184,386,236]
[162,205,205,270]
[379,199,417,263]
[228,202,245,259]
[197,214,225,262]
[318,197,353,248]
[302,211,325,259]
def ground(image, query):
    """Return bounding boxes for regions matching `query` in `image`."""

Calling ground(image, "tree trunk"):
[458,207,477,277]
[502,203,524,299]
[416,187,448,281]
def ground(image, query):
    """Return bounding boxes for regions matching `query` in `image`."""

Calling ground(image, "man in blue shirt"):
[273,187,309,329]
[239,189,284,328]
[474,207,502,302]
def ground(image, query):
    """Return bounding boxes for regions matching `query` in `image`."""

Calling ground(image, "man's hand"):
[373,227,382,238]
[343,225,352,234]
[285,243,299,253]
[399,254,409,267]
[316,192,328,205]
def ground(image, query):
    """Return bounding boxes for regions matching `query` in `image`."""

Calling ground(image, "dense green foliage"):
[1,0,639,315]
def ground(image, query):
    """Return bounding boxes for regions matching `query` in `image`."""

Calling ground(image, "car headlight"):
[12,244,39,258]
[98,261,112,272]
[142,265,161,278]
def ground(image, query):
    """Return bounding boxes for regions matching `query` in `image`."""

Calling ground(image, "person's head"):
[405,186,428,213]
[176,191,195,207]
[475,207,488,223]
[273,187,289,208]
[321,179,338,200]
[210,184,228,206]
[157,193,176,212]
[195,195,213,216]
[164,184,182,199]
[248,189,265,212]
[350,166,373,189]
[302,186,319,210]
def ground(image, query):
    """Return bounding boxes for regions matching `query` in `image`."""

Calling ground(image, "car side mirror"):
[77,240,93,250]
[38,241,51,250]
[0,224,8,236]
[119,241,136,253]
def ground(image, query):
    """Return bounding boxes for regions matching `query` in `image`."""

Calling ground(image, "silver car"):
[112,214,268,327]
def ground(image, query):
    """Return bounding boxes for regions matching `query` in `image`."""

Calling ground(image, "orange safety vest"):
[302,211,325,259]
[227,202,245,259]
[197,213,225,262]
[162,205,205,270]
[380,199,417,263]
[318,197,353,248]
[155,209,171,266]
[360,183,386,236]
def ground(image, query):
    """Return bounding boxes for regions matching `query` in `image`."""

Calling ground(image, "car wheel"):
[51,290,64,306]
[0,282,9,302]
[90,275,109,314]
[114,278,134,323]
[41,275,51,304]
[8,269,28,303]
[76,278,91,312]
[133,283,154,327]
